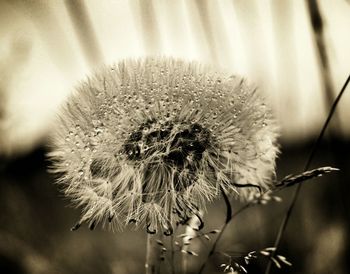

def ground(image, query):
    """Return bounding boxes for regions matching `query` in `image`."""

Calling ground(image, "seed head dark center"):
[123,121,210,172]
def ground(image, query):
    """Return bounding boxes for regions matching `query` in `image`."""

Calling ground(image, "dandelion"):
[48,57,279,234]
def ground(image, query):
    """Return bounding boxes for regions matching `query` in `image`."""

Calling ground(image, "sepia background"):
[0,0,349,273]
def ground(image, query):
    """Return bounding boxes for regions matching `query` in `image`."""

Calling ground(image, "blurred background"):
[0,0,349,273]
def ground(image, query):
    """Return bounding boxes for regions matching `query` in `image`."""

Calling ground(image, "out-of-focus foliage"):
[0,0,350,156]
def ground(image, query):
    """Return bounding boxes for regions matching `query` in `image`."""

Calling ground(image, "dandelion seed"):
[181,249,198,256]
[271,257,281,268]
[265,247,277,252]
[239,265,248,273]
[244,257,250,265]
[48,57,279,233]
[156,240,164,246]
[260,251,270,256]
[277,255,292,266]
[272,196,282,202]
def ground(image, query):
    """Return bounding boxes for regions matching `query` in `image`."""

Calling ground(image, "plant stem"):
[198,199,251,274]
[198,166,337,274]
[171,233,175,274]
[145,233,162,274]
[265,74,350,274]
[182,212,203,274]
[198,188,232,274]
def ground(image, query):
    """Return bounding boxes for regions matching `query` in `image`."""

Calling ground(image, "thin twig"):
[265,74,350,274]
[196,165,338,273]
[198,187,259,274]
[171,233,175,274]
[182,211,204,273]
[198,187,231,274]
[145,233,162,274]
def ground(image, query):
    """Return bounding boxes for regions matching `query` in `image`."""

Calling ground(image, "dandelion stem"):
[145,233,162,274]
[198,188,232,274]
[182,230,189,274]
[265,74,350,274]
[182,213,203,274]
[171,233,175,274]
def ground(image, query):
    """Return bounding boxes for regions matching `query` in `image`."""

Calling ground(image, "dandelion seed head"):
[48,57,279,232]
